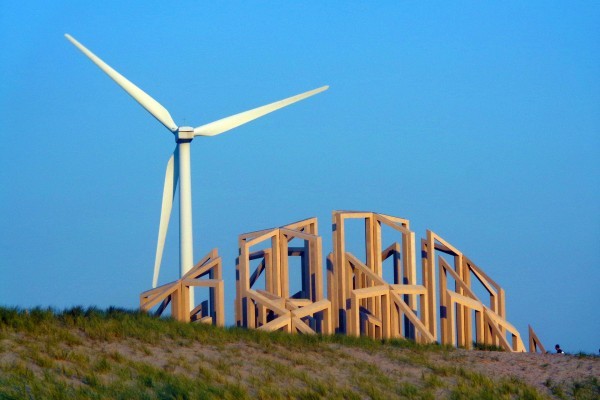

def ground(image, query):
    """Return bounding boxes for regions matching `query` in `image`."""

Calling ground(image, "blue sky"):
[1,2,598,352]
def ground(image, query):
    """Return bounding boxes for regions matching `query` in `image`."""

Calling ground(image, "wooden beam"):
[390,284,427,295]
[528,325,547,353]
[291,299,331,319]
[257,315,291,332]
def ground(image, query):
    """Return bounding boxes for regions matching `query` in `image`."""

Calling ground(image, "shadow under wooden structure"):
[235,218,332,334]
[424,231,526,351]
[140,249,224,325]
[330,211,434,343]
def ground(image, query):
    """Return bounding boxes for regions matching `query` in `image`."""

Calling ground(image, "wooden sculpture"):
[235,218,332,334]
[138,210,545,353]
[328,211,531,352]
[140,249,224,325]
[528,325,547,353]
[424,230,525,351]
[330,211,434,343]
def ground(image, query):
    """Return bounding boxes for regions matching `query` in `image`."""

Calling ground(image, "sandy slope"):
[1,329,598,399]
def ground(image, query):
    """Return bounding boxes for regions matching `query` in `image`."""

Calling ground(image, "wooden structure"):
[235,218,332,334]
[328,211,532,352]
[140,249,224,326]
[528,325,547,353]
[138,210,545,353]
[330,211,434,342]
[423,230,526,351]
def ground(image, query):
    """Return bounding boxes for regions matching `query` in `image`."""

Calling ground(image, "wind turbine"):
[65,34,328,304]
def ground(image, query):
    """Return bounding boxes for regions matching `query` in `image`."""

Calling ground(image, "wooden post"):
[425,230,437,340]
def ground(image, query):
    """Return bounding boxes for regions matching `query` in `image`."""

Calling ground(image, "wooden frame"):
[428,231,526,351]
[330,211,434,342]
[329,213,532,351]
[528,325,547,353]
[140,249,224,326]
[138,211,544,353]
[236,218,332,334]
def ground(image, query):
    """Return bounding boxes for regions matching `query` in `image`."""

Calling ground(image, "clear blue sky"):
[1,2,598,352]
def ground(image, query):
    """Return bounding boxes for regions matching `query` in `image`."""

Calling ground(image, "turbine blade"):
[65,34,178,132]
[152,150,179,288]
[193,85,329,137]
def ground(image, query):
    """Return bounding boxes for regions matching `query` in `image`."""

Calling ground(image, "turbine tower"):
[65,34,328,306]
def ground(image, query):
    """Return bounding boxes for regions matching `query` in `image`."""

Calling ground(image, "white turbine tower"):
[65,34,328,306]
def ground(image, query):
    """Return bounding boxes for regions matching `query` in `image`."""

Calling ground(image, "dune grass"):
[0,306,561,399]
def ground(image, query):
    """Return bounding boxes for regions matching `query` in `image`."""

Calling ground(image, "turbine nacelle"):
[175,127,194,142]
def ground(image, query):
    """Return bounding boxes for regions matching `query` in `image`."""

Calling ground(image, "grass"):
[472,342,506,352]
[0,306,587,399]
[544,376,599,400]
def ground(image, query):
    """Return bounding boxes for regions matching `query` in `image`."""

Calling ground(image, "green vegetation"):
[0,306,590,399]
[472,342,506,352]
[544,376,600,400]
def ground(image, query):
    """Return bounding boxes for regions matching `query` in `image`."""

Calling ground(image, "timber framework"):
[141,210,546,353]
